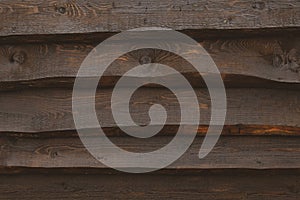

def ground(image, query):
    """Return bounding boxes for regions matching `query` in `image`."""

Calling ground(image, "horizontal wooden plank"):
[1,136,300,169]
[0,35,299,88]
[0,28,299,44]
[0,0,300,36]
[2,76,300,92]
[0,88,299,133]
[2,125,299,138]
[0,169,300,199]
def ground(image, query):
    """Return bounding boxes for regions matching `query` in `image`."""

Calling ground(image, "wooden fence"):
[0,1,300,199]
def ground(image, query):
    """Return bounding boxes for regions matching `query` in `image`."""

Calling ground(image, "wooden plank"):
[0,0,300,36]
[0,28,299,44]
[0,169,300,199]
[1,136,300,169]
[1,125,299,137]
[0,88,299,133]
[2,76,300,92]
[0,36,299,88]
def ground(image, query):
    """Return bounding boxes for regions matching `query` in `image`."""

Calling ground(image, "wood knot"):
[256,160,262,164]
[57,6,66,14]
[139,55,152,65]
[50,151,59,158]
[223,17,233,24]
[273,49,300,73]
[11,27,17,33]
[10,51,26,65]
[252,1,266,10]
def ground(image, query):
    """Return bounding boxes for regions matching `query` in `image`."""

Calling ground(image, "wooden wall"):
[0,0,300,199]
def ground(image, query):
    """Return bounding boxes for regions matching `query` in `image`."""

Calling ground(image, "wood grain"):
[0,36,299,88]
[0,88,299,133]
[2,76,300,92]
[1,136,300,169]
[0,0,299,36]
[2,125,299,138]
[0,28,299,44]
[1,1,299,199]
[0,170,300,200]
[0,169,300,199]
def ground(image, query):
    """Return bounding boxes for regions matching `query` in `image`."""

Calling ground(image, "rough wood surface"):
[0,36,299,89]
[0,28,299,44]
[1,1,299,199]
[2,125,299,138]
[0,169,300,199]
[1,136,300,169]
[0,0,300,36]
[0,88,299,133]
[2,76,300,92]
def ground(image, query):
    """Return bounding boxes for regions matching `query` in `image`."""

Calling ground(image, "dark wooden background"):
[0,0,300,199]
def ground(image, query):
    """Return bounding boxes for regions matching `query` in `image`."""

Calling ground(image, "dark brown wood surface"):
[0,88,299,133]
[0,0,300,36]
[1,1,300,199]
[1,169,300,199]
[1,125,299,138]
[0,35,299,89]
[1,135,300,170]
[1,3,300,199]
[1,28,299,44]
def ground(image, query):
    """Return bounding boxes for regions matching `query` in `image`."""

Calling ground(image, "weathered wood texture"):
[1,28,299,44]
[1,1,300,199]
[0,36,299,88]
[1,125,299,138]
[3,76,300,92]
[0,0,300,36]
[1,169,300,199]
[1,136,300,169]
[0,88,299,133]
